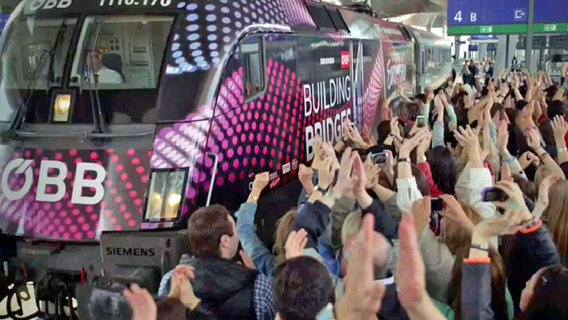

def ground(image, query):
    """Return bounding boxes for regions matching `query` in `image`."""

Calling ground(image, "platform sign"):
[449,0,568,35]
[448,0,529,35]
[0,14,9,35]
[534,0,568,33]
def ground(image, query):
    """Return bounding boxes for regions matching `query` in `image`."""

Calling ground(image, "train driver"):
[85,49,124,84]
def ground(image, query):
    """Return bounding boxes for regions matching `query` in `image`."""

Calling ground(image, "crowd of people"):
[106,62,568,320]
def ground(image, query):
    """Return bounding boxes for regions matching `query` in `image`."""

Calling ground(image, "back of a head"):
[523,266,568,320]
[398,101,422,122]
[547,100,566,119]
[155,297,187,320]
[188,204,233,257]
[274,256,335,320]
[448,247,508,320]
[427,146,457,195]
[89,287,131,320]
[273,209,299,258]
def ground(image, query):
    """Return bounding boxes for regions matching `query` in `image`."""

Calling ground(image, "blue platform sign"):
[535,0,567,23]
[448,0,529,26]
[0,14,9,34]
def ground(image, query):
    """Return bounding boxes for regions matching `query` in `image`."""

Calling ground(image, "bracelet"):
[538,152,548,161]
[522,218,540,230]
[502,155,515,164]
[471,243,489,252]
[314,185,329,195]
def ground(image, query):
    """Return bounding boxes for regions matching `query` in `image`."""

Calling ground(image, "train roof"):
[15,0,442,44]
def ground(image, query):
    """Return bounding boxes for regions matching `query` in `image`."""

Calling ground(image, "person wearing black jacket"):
[293,148,406,320]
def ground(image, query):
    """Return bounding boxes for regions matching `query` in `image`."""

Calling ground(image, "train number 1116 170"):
[99,0,172,7]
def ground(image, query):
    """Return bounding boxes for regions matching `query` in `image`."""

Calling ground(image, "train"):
[0,0,452,318]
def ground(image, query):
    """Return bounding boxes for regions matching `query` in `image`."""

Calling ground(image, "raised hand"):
[536,174,563,209]
[298,164,314,190]
[526,127,544,152]
[454,125,480,152]
[285,229,308,259]
[497,120,510,153]
[410,197,431,234]
[440,194,475,231]
[519,151,540,169]
[169,266,201,310]
[318,157,339,191]
[492,180,530,214]
[311,136,324,171]
[416,130,433,157]
[472,209,525,243]
[252,172,270,192]
[390,117,402,140]
[123,284,157,320]
[552,115,568,142]
[399,129,427,158]
[396,214,429,312]
[333,148,356,197]
[336,215,386,320]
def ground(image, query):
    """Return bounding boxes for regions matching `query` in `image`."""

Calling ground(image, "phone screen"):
[481,188,508,202]
[417,116,426,128]
[431,198,444,211]
[371,152,387,164]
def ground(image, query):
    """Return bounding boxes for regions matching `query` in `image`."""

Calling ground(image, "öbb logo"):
[341,51,350,69]
[0,159,106,205]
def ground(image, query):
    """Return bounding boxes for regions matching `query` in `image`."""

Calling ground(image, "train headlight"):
[144,169,189,222]
[52,93,73,123]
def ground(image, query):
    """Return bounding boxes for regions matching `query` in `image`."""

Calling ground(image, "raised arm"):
[526,127,566,179]
[235,172,276,276]
[552,115,568,165]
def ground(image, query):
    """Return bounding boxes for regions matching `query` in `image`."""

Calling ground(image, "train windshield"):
[0,17,77,122]
[0,14,174,126]
[67,15,174,124]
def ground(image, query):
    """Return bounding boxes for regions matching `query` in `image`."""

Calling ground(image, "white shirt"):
[89,66,123,84]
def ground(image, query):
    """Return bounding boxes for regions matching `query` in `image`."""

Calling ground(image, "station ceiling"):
[343,0,448,28]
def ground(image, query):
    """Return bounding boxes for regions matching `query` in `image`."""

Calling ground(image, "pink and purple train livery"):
[0,0,450,314]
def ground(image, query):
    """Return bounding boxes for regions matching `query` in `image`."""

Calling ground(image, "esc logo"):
[341,51,350,69]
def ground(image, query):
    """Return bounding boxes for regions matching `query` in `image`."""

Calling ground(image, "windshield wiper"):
[10,20,69,131]
[47,19,68,86]
[82,18,105,134]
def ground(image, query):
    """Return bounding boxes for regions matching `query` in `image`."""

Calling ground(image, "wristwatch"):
[557,147,568,153]
[314,185,329,195]
[471,243,489,252]
[398,157,411,164]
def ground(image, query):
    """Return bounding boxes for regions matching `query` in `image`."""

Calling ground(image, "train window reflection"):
[0,18,77,123]
[241,36,266,99]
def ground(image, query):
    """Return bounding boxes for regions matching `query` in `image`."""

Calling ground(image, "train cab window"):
[241,36,266,99]
[0,18,77,123]
[69,15,174,124]
[307,4,335,30]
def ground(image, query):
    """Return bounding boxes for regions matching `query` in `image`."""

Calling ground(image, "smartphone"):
[431,198,444,211]
[370,152,387,164]
[417,115,426,128]
[481,187,508,202]
[430,211,442,236]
